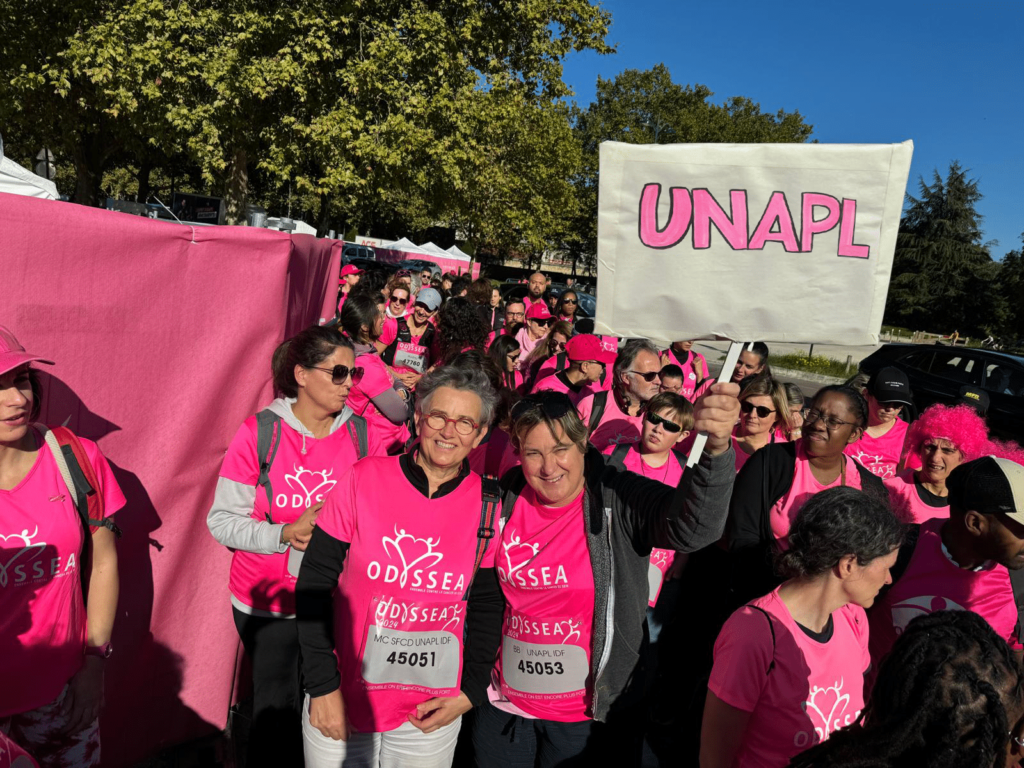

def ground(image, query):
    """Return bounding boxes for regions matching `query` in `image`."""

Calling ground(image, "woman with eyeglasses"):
[843,366,914,480]
[341,293,414,455]
[378,288,442,392]
[521,320,572,390]
[701,487,903,768]
[472,383,740,767]
[556,290,581,330]
[207,325,384,767]
[733,376,793,472]
[515,303,554,361]
[789,609,1024,768]
[486,334,525,396]
[295,367,504,768]
[384,276,411,321]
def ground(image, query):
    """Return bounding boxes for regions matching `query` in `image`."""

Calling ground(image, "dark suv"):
[857,344,1024,441]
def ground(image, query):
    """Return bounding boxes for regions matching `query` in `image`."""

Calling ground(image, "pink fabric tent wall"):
[0,193,337,766]
[375,247,479,278]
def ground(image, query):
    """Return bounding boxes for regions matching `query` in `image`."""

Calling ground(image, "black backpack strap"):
[746,605,777,675]
[255,410,283,523]
[555,352,567,373]
[1008,566,1024,646]
[587,391,608,436]
[674,449,686,471]
[608,442,630,470]
[347,414,369,459]
[463,475,502,600]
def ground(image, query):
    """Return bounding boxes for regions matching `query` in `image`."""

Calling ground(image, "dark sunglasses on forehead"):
[646,412,683,433]
[510,391,575,422]
[628,369,660,382]
[395,270,411,278]
[308,364,364,385]
[740,401,776,419]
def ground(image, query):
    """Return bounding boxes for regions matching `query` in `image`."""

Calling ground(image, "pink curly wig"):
[906,404,990,462]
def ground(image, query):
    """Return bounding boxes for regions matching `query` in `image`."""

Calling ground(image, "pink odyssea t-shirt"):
[577,392,643,450]
[490,488,595,722]
[316,456,494,733]
[883,468,949,524]
[844,418,909,480]
[0,434,126,718]
[770,442,864,546]
[219,413,379,615]
[600,443,683,606]
[709,588,870,768]
[347,351,410,453]
[661,347,709,402]
[868,517,1021,670]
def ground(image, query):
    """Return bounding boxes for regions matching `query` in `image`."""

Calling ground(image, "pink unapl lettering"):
[637,184,869,258]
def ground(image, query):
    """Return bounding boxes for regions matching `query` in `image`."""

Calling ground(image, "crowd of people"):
[4,265,1024,768]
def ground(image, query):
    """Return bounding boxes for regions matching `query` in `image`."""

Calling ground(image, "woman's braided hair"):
[788,609,1024,768]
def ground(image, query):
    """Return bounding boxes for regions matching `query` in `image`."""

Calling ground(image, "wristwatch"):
[85,642,113,659]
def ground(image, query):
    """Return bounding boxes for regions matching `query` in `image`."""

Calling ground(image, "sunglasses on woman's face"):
[646,412,683,433]
[561,298,577,305]
[391,296,409,305]
[532,318,554,327]
[309,365,364,385]
[741,401,776,418]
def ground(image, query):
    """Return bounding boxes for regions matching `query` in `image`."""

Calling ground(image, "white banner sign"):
[596,141,913,346]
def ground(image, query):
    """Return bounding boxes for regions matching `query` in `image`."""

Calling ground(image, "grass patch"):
[772,353,856,378]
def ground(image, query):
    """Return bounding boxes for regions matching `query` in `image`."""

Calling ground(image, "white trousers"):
[301,694,462,768]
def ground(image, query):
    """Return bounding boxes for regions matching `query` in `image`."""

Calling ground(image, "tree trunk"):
[136,160,153,203]
[223,148,248,225]
[71,133,108,207]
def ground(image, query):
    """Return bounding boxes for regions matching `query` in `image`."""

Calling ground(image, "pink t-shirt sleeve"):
[708,607,774,712]
[379,318,398,347]
[358,354,396,400]
[316,463,359,544]
[219,418,259,485]
[78,437,127,517]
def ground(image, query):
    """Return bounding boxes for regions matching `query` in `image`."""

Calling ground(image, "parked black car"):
[857,344,1024,442]
[346,256,397,276]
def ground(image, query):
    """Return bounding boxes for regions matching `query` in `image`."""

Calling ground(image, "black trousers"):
[472,700,644,768]
[233,607,303,767]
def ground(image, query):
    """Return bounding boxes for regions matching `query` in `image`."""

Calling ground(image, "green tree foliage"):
[996,234,1024,341]
[0,0,610,245]
[564,63,813,275]
[885,162,1006,336]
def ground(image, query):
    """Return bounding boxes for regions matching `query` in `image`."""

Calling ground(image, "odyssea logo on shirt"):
[366,526,467,593]
[892,595,965,634]
[498,528,568,589]
[849,450,895,479]
[0,526,75,587]
[374,597,464,631]
[794,678,860,748]
[275,464,336,509]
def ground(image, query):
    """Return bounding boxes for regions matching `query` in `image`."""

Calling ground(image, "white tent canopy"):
[446,245,472,261]
[418,241,451,257]
[384,237,433,256]
[0,156,58,200]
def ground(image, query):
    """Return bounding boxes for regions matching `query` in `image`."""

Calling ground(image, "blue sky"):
[561,0,1023,256]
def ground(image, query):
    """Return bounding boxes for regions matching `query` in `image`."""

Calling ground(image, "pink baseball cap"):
[0,326,54,377]
[339,264,364,282]
[525,303,553,321]
[566,334,617,365]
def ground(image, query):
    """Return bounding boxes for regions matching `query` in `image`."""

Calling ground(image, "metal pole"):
[808,344,814,359]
